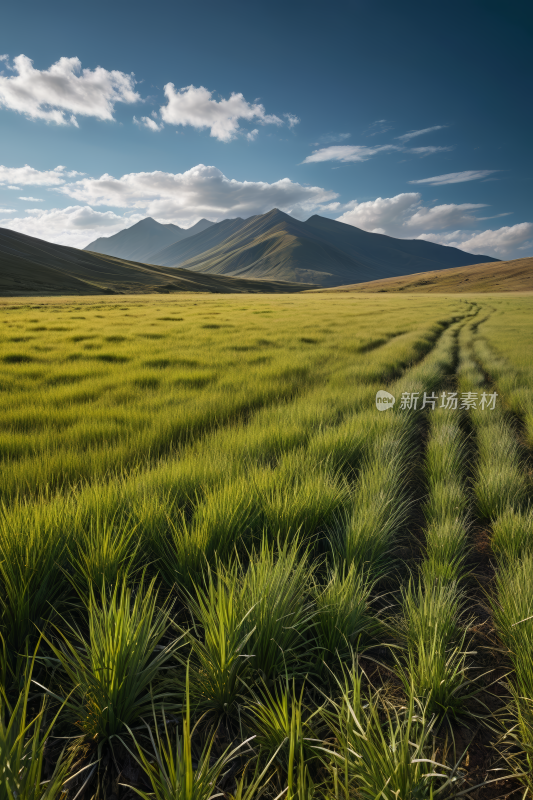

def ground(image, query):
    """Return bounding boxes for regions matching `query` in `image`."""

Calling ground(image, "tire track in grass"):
[383,307,527,799]
[433,313,532,797]
[330,316,467,581]
[464,321,533,797]
[389,314,499,800]
[323,317,482,800]
[445,311,517,797]
[382,321,476,722]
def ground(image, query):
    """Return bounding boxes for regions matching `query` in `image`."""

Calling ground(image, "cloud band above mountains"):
[58,164,338,221]
[0,163,530,258]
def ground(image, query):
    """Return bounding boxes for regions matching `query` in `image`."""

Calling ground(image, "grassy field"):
[1,291,532,799]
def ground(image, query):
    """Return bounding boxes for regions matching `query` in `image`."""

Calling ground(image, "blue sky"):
[0,0,531,258]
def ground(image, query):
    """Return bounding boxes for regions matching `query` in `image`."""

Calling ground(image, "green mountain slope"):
[0,227,317,296]
[148,209,498,287]
[84,216,213,263]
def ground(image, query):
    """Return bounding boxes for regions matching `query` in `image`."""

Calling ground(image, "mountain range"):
[0,227,316,296]
[85,209,498,288]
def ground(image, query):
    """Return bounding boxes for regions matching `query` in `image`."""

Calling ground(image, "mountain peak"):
[132,217,161,228]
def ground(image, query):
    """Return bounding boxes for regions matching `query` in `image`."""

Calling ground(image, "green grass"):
[45,579,179,748]
[1,292,533,798]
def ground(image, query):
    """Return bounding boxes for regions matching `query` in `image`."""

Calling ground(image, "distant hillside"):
[0,227,317,296]
[147,209,498,288]
[311,256,533,293]
[84,216,214,263]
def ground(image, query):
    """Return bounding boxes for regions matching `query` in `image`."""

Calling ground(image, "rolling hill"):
[0,227,317,296]
[311,256,533,293]
[144,209,498,287]
[85,216,214,263]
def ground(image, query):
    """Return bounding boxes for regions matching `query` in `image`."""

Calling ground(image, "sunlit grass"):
[2,292,531,796]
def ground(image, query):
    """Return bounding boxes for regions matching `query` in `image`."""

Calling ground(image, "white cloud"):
[409,170,497,186]
[417,223,533,258]
[336,192,532,258]
[7,185,21,189]
[284,113,300,128]
[58,164,338,224]
[336,192,523,242]
[337,193,421,233]
[18,196,43,201]
[408,146,453,156]
[0,164,77,186]
[159,84,283,142]
[134,114,163,132]
[0,205,145,248]
[0,208,16,212]
[405,202,487,230]
[0,54,140,125]
[246,128,259,141]
[302,144,399,164]
[302,142,452,164]
[396,125,447,141]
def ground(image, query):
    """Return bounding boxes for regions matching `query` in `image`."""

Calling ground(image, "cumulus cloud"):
[409,170,498,186]
[159,84,283,142]
[0,205,145,248]
[0,208,16,212]
[303,144,399,164]
[417,223,533,258]
[18,196,43,201]
[0,54,140,125]
[337,193,421,233]
[337,192,533,258]
[337,193,494,236]
[58,164,338,224]
[246,128,259,141]
[0,164,79,186]
[396,125,447,141]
